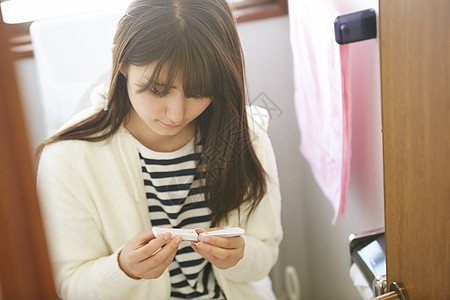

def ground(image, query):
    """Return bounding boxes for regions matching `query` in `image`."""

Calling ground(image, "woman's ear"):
[119,65,128,78]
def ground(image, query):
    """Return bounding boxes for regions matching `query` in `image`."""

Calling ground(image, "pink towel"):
[289,1,351,224]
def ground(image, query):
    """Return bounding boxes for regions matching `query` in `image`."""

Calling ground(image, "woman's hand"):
[190,228,245,269]
[118,229,183,279]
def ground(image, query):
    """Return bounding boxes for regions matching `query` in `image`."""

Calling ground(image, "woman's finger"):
[133,232,173,262]
[153,235,183,258]
[135,236,183,278]
[193,241,232,259]
[191,242,242,269]
[131,225,173,249]
[194,227,222,235]
[200,235,244,249]
[128,230,157,248]
[190,242,215,261]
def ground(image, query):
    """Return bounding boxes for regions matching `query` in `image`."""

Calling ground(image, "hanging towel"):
[288,0,351,224]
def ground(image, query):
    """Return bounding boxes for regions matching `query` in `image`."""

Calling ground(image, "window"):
[1,0,287,59]
[231,0,288,22]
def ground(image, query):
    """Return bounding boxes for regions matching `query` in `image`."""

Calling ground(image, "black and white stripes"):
[135,137,224,299]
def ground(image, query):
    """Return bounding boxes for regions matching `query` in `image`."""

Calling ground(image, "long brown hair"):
[37,0,267,226]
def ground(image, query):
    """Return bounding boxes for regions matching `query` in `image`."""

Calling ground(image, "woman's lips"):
[160,121,182,128]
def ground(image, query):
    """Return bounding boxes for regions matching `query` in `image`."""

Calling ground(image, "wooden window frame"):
[2,0,288,60]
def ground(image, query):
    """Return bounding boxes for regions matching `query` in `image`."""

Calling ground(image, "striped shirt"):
[134,137,225,299]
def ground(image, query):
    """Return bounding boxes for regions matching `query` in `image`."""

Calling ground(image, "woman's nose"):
[165,92,185,123]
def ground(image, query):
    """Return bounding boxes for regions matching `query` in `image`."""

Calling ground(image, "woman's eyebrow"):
[155,82,175,87]
[142,78,177,89]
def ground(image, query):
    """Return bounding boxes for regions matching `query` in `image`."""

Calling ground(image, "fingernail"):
[163,233,172,241]
[197,242,206,250]
[174,236,183,244]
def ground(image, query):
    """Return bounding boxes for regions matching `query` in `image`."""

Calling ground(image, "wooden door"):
[379,0,450,299]
[0,10,58,300]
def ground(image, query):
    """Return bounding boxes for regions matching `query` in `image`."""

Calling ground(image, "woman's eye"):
[148,87,168,98]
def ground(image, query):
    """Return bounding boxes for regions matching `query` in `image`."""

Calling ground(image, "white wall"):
[237,16,310,300]
[15,57,45,151]
[15,11,384,300]
[239,8,384,299]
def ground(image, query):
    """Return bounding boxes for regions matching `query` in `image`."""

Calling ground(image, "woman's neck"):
[124,112,196,152]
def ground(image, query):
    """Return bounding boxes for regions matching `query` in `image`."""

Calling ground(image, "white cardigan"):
[37,106,282,300]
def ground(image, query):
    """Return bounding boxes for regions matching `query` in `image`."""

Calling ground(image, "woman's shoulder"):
[39,139,104,170]
[39,128,128,166]
[246,105,270,140]
[246,105,277,167]
[42,138,99,155]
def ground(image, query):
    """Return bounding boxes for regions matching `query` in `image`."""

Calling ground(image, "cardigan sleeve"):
[37,142,143,300]
[215,107,283,282]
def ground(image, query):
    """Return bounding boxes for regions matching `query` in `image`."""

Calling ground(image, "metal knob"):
[372,275,388,296]
[370,282,408,300]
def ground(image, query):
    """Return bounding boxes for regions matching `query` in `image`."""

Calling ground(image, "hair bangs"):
[179,40,216,100]
[131,39,215,100]
[142,55,180,96]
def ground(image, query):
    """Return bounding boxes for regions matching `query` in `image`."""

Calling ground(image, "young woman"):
[36,0,282,299]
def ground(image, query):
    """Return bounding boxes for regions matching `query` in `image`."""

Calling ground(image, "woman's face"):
[122,63,212,151]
